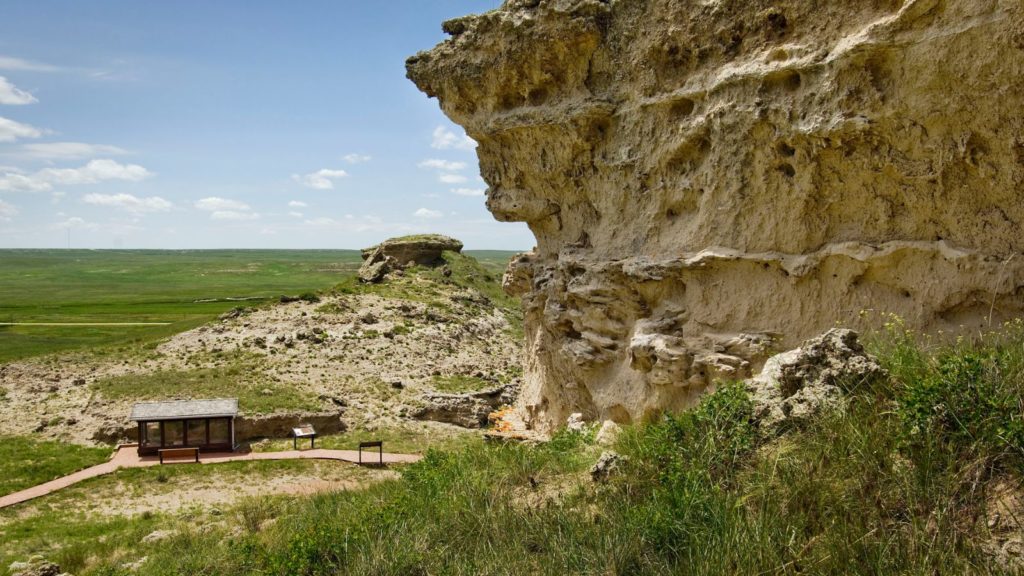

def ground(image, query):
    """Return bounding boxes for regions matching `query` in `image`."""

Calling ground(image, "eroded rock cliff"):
[407,0,1024,432]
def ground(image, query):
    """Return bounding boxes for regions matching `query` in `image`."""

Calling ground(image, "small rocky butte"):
[359,234,464,283]
[408,0,1024,432]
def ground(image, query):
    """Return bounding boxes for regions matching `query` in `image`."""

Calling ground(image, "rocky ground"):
[0,254,523,446]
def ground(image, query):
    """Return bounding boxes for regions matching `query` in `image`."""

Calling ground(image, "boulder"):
[358,235,464,283]
[9,557,64,576]
[746,329,885,434]
[594,420,622,447]
[565,412,586,432]
[590,451,628,483]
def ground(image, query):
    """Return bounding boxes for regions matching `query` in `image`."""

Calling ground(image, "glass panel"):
[209,418,230,445]
[187,420,207,446]
[143,422,161,447]
[163,420,184,447]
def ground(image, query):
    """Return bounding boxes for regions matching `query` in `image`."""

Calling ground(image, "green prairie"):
[0,249,517,362]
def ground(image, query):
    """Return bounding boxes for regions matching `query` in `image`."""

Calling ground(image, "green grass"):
[91,358,320,414]
[36,319,1014,575]
[0,459,374,575]
[252,425,481,456]
[332,251,524,338]
[0,248,519,363]
[429,374,495,393]
[0,436,112,497]
[0,510,161,576]
[0,249,365,362]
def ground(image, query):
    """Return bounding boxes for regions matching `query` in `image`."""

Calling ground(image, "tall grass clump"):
[884,318,1024,471]
[78,320,1024,576]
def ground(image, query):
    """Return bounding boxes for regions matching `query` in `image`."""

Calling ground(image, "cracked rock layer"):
[407,0,1024,432]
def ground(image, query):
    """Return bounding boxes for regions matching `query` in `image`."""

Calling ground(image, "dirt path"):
[0,445,421,509]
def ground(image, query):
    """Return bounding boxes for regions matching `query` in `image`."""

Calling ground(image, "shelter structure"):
[130,398,238,456]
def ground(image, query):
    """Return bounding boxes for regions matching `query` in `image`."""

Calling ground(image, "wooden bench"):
[358,441,383,465]
[159,447,200,464]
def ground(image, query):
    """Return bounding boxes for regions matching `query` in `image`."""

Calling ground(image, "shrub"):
[899,349,1024,467]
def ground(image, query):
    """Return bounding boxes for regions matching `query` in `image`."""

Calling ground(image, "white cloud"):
[439,173,468,184]
[418,158,467,172]
[194,197,250,212]
[0,77,36,105]
[292,168,348,190]
[195,197,260,221]
[288,200,307,208]
[414,207,443,219]
[342,153,371,164]
[83,193,172,214]
[304,217,336,227]
[431,126,476,151]
[288,211,304,218]
[451,187,486,197]
[211,210,260,221]
[52,216,97,230]
[63,159,148,183]
[0,159,150,192]
[17,142,128,160]
[302,214,407,234]
[0,199,17,221]
[0,171,50,192]
[0,116,43,142]
[0,56,59,72]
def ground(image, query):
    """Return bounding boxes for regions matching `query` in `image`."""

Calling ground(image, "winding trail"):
[0,445,421,509]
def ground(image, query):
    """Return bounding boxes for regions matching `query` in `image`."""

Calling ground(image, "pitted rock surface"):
[746,329,884,433]
[408,0,1024,432]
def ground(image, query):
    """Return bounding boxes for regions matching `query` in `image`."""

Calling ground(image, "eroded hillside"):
[407,0,1024,432]
[0,251,522,444]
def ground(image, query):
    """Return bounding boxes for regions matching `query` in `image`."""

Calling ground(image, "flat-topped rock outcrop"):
[408,0,1024,433]
[359,234,463,283]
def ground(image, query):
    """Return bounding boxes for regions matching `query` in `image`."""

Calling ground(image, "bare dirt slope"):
[0,255,522,444]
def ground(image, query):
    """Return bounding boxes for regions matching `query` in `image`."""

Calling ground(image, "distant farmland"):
[0,249,518,362]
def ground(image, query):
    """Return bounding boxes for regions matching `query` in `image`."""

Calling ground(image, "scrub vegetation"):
[4,321,1023,575]
[90,361,321,415]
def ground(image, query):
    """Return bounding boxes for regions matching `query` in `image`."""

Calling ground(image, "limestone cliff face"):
[407,0,1024,432]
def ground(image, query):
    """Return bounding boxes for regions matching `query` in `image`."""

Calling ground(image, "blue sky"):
[0,1,534,250]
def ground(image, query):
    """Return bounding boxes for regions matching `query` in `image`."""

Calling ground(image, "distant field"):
[0,249,518,363]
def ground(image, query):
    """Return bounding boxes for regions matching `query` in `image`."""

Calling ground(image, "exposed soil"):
[0,275,522,445]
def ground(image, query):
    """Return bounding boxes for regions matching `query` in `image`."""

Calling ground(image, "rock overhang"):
[408,0,1024,432]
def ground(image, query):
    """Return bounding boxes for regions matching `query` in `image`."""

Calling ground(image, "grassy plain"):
[0,249,518,363]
